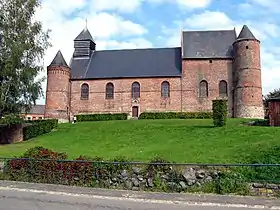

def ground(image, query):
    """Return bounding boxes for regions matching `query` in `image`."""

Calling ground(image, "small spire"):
[49,50,68,67]
[237,25,256,40]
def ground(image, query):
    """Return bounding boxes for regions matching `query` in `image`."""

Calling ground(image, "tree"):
[0,0,51,120]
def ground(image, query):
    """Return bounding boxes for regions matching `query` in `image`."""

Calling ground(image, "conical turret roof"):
[49,50,68,67]
[237,25,256,40]
[74,27,94,41]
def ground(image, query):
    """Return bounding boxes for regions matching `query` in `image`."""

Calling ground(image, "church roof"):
[70,47,182,79]
[49,50,68,67]
[69,27,253,80]
[237,25,256,40]
[74,27,94,42]
[182,29,236,58]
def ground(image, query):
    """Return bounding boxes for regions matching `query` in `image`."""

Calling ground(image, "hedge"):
[76,113,128,122]
[212,99,228,127]
[138,112,212,119]
[23,119,58,141]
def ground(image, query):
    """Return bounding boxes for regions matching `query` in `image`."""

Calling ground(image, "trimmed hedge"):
[139,112,212,119]
[23,119,58,141]
[212,99,228,127]
[76,113,128,122]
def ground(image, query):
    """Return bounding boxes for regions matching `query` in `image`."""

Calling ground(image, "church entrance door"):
[132,106,139,117]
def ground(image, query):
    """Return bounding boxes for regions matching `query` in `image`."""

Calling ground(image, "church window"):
[132,82,140,98]
[106,83,114,99]
[81,83,89,100]
[161,81,170,98]
[199,80,208,97]
[219,80,228,97]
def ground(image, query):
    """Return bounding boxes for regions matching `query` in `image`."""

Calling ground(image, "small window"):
[161,81,170,98]
[106,83,114,99]
[246,46,249,49]
[132,82,140,99]
[209,60,212,63]
[199,80,208,97]
[81,83,89,100]
[219,80,228,97]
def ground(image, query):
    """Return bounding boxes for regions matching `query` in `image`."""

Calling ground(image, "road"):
[0,181,279,210]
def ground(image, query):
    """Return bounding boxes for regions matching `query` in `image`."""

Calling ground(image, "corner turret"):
[232,25,264,118]
[73,27,96,58]
[44,50,71,123]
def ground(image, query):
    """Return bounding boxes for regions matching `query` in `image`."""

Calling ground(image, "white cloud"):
[147,0,212,9]
[90,0,142,13]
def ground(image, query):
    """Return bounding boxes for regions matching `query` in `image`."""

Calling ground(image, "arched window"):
[199,80,208,97]
[81,83,89,100]
[132,82,140,99]
[219,80,228,97]
[161,81,170,98]
[106,83,114,99]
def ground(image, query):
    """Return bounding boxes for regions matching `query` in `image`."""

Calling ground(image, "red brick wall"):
[233,39,264,118]
[181,59,233,116]
[69,59,233,117]
[44,66,70,122]
[70,77,182,117]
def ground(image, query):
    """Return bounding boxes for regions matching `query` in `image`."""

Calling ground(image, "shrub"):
[23,119,58,141]
[76,113,128,122]
[212,100,227,127]
[138,112,212,120]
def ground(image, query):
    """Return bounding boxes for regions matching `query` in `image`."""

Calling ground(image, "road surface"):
[0,181,279,210]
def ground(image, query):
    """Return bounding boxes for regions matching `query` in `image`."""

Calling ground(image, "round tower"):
[233,25,264,119]
[44,50,70,123]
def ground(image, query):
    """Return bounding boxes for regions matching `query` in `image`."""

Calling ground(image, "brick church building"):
[44,25,264,122]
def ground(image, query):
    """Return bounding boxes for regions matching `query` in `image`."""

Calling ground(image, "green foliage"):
[0,0,51,118]
[0,114,24,125]
[138,112,212,119]
[241,146,280,183]
[23,119,58,141]
[76,113,128,122]
[212,100,228,127]
[3,147,253,196]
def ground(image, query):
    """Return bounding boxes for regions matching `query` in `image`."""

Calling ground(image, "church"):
[44,25,264,122]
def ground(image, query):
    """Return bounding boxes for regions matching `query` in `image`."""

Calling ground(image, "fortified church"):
[44,25,264,122]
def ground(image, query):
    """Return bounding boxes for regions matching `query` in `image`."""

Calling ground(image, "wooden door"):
[132,106,139,117]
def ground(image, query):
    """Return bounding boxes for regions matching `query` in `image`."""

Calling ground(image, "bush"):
[138,112,212,120]
[23,119,58,141]
[212,100,227,127]
[76,113,128,122]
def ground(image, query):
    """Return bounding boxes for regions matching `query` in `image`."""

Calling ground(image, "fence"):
[0,157,279,197]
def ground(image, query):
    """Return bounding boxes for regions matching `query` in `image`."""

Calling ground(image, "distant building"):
[44,25,264,123]
[21,105,45,120]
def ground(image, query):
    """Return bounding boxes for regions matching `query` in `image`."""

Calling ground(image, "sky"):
[35,0,280,105]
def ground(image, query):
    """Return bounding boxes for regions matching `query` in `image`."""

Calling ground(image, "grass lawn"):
[0,118,278,163]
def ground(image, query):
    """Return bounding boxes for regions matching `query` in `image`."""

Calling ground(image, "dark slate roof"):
[21,105,45,115]
[237,25,256,40]
[70,47,182,79]
[74,27,94,41]
[181,29,236,58]
[49,50,68,67]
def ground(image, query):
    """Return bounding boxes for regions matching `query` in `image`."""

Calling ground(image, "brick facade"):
[44,27,264,122]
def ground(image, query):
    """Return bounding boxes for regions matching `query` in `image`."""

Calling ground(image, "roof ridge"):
[94,46,181,53]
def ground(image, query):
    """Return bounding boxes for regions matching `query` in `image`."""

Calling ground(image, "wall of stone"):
[0,124,23,144]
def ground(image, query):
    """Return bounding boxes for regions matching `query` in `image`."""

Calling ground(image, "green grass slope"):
[0,119,278,163]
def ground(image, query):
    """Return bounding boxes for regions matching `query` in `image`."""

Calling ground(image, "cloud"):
[90,0,142,13]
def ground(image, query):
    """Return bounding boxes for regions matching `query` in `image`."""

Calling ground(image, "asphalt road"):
[0,181,279,210]
[0,189,272,210]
